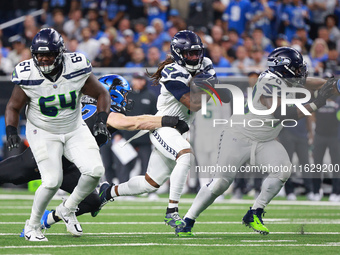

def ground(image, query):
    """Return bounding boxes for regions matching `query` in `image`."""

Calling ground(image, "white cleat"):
[24,220,48,241]
[56,201,83,237]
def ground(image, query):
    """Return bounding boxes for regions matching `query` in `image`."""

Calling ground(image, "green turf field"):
[1,188,340,255]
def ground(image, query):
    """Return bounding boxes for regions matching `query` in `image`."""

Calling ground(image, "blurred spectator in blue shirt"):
[209,44,232,77]
[103,0,127,28]
[222,0,252,36]
[143,0,169,25]
[281,0,310,42]
[249,0,275,40]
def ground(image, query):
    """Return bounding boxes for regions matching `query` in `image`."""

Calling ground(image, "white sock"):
[29,185,58,227]
[252,177,285,209]
[169,153,191,203]
[65,174,100,209]
[168,203,178,209]
[185,185,218,220]
[113,176,157,197]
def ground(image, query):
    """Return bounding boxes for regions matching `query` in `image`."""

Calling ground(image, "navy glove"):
[313,77,336,109]
[192,71,219,89]
[6,125,21,151]
[93,112,111,146]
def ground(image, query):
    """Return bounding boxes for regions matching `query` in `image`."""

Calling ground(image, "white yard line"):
[2,220,340,225]
[1,195,340,206]
[1,232,340,236]
[1,243,340,249]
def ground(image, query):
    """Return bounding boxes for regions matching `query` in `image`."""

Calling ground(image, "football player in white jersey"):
[98,30,230,228]
[176,47,339,236]
[5,28,111,241]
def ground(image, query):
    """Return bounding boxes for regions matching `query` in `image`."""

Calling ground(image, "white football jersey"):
[12,52,92,134]
[230,70,295,142]
[156,57,216,124]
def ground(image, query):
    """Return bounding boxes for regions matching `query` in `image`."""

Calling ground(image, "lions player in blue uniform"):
[98,30,230,228]
[176,47,339,237]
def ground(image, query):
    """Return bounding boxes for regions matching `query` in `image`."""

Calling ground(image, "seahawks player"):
[176,47,339,236]
[6,28,112,241]
[98,30,230,228]
[2,73,187,235]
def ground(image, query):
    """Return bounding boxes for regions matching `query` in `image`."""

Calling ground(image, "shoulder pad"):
[258,71,286,97]
[201,57,216,76]
[12,59,44,86]
[63,53,92,79]
[161,63,191,85]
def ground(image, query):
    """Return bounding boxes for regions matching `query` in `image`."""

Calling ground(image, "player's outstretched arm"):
[108,113,188,133]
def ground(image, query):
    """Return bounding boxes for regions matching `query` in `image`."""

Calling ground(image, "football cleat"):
[56,201,83,237]
[242,207,269,235]
[24,220,48,241]
[98,182,114,210]
[40,210,52,229]
[175,217,195,237]
[164,212,186,228]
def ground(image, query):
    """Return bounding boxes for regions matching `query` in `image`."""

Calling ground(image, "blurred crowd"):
[0,0,340,77]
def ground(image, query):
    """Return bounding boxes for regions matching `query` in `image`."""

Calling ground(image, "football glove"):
[93,112,111,146]
[192,71,219,89]
[6,125,21,151]
[312,77,336,109]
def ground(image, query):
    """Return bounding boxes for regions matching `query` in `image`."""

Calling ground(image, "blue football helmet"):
[170,30,204,72]
[267,47,307,87]
[98,74,132,107]
[30,28,65,74]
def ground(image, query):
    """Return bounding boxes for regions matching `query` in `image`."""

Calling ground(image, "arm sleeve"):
[164,80,190,101]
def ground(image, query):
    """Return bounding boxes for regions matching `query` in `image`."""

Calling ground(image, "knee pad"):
[143,178,158,193]
[208,178,231,196]
[42,179,62,190]
[90,165,105,178]
[279,170,291,183]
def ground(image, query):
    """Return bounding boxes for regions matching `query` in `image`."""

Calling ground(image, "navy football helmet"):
[30,28,65,74]
[170,30,204,72]
[267,47,307,87]
[98,74,132,107]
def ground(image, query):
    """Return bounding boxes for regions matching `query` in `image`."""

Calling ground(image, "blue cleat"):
[40,210,52,229]
[98,182,114,210]
[175,218,195,237]
[20,229,24,237]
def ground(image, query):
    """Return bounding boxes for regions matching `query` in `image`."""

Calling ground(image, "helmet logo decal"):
[268,57,291,67]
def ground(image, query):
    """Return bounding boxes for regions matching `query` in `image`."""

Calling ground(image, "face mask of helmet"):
[182,49,204,72]
[33,52,61,74]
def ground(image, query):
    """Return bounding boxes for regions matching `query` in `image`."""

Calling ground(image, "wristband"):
[310,102,318,111]
[96,111,108,124]
[6,125,18,137]
[161,116,179,127]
